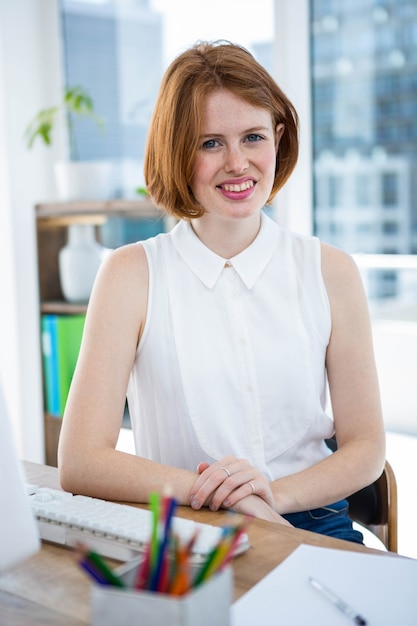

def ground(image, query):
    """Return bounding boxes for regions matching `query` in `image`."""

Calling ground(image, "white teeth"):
[222,180,254,192]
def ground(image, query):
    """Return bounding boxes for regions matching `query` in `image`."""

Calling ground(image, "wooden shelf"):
[36,199,162,466]
[41,300,88,315]
[36,198,162,220]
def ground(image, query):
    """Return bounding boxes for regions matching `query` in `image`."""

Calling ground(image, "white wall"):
[0,0,64,460]
[373,321,417,436]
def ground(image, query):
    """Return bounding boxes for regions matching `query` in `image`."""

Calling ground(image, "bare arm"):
[190,245,386,515]
[58,244,198,504]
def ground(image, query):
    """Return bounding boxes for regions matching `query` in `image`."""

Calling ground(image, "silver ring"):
[248,481,255,494]
[220,467,231,477]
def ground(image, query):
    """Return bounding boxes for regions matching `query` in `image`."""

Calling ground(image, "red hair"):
[144,40,299,219]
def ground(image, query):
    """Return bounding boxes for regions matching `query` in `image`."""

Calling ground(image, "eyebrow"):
[200,126,271,140]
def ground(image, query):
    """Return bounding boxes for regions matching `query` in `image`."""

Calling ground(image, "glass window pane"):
[59,0,273,201]
[310,0,417,315]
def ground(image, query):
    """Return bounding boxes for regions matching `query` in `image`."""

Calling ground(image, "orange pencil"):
[169,544,190,595]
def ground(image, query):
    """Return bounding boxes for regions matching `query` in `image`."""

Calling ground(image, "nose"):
[224,144,248,174]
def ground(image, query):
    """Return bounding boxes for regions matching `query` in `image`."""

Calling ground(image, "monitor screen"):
[0,382,39,573]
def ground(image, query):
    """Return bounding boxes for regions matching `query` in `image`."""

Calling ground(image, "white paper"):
[0,383,39,573]
[231,543,417,626]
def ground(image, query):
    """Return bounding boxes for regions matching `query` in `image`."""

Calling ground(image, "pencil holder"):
[90,560,232,626]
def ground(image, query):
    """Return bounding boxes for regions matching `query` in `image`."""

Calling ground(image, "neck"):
[190,213,262,258]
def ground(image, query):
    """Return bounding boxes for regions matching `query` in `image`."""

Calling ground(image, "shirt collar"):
[170,211,279,289]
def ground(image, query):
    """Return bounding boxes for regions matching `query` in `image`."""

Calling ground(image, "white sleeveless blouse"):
[127,212,334,480]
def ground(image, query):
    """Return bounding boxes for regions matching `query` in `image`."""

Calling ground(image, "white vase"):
[58,224,106,303]
[54,160,115,201]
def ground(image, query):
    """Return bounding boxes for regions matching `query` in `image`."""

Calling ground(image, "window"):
[60,0,274,199]
[382,172,399,207]
[356,175,371,207]
[382,221,399,235]
[310,0,417,316]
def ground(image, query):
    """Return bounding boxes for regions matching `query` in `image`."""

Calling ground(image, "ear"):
[275,123,285,153]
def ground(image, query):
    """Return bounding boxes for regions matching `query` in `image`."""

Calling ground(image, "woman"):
[58,41,385,542]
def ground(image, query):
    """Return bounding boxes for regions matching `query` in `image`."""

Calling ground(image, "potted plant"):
[25,85,114,200]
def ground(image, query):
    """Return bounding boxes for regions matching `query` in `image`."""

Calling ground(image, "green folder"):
[55,314,86,416]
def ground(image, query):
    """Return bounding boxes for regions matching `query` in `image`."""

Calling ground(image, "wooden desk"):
[0,462,383,625]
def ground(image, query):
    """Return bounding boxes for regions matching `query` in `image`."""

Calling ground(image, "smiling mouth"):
[219,180,255,192]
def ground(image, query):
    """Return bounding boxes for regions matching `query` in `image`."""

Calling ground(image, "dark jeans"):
[282,498,364,544]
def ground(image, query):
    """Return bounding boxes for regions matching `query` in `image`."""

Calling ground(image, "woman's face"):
[190,89,284,222]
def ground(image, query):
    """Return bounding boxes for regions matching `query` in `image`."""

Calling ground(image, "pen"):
[308,577,367,626]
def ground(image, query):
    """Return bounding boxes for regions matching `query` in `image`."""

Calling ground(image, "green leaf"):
[24,106,58,148]
[24,86,105,152]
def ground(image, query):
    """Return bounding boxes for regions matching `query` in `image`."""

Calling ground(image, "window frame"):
[272,0,313,235]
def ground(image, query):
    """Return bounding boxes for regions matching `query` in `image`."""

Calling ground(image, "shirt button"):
[247,384,253,392]
[239,337,246,345]
[252,437,262,446]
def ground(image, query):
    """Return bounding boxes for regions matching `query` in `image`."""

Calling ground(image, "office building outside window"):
[310,0,417,304]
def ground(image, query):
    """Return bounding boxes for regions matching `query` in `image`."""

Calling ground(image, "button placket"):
[223,267,264,462]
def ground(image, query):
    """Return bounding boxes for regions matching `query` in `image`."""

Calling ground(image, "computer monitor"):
[0,381,39,573]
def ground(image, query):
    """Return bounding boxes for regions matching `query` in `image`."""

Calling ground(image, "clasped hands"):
[188,455,291,526]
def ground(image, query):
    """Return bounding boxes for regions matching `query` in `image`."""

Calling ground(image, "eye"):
[202,138,220,150]
[245,133,263,143]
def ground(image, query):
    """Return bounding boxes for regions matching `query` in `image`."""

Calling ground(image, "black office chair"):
[326,438,398,552]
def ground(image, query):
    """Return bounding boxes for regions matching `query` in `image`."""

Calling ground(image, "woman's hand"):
[189,456,277,512]
[228,494,292,525]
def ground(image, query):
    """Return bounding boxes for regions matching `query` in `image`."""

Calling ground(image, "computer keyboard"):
[27,485,250,563]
